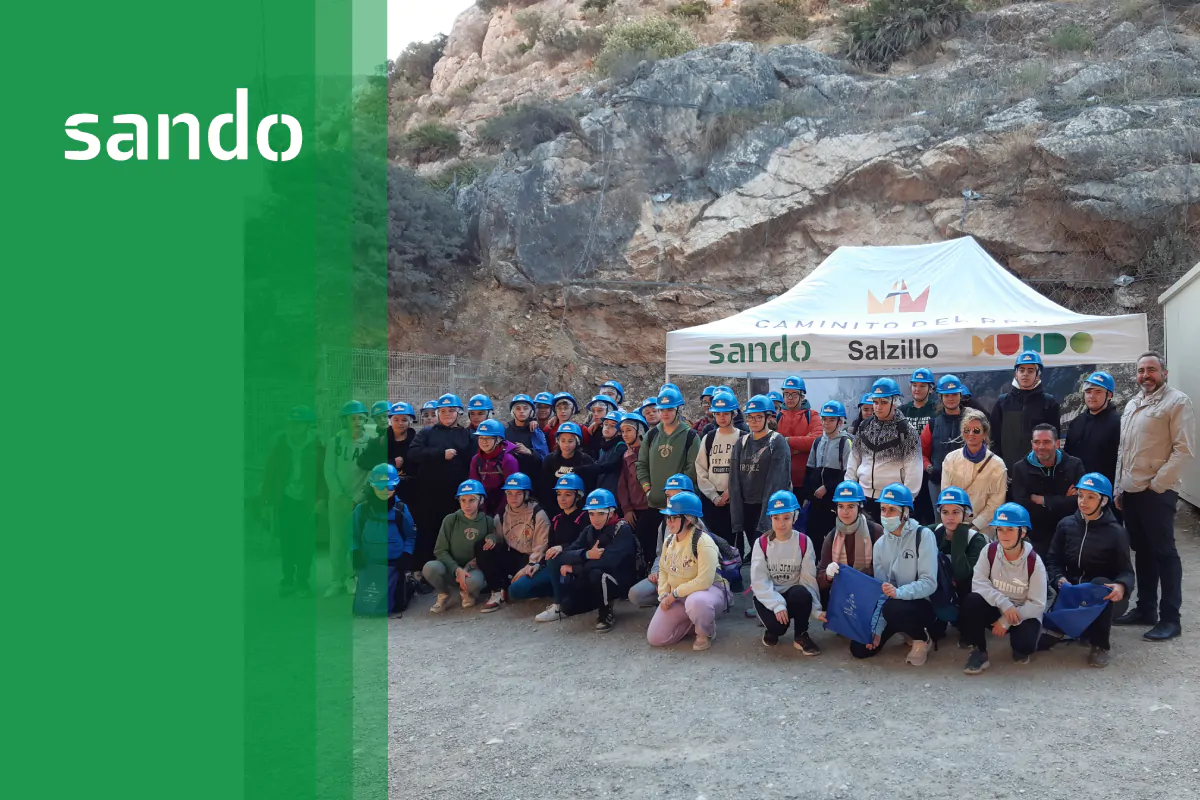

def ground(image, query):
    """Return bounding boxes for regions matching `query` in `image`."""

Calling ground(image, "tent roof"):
[665,237,1148,377]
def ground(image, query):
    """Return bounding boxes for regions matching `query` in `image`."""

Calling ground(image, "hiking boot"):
[1143,621,1182,642]
[794,632,821,656]
[431,593,451,613]
[595,604,615,633]
[1037,629,1065,651]
[1012,651,1031,665]
[460,589,476,609]
[535,603,563,623]
[480,591,505,613]
[693,632,714,651]
[1115,607,1157,626]
[1088,646,1110,668]
[762,632,779,647]
[905,637,930,666]
[963,648,989,675]
[323,583,345,598]
[745,607,757,619]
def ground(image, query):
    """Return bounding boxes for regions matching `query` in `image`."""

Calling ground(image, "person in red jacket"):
[775,375,821,494]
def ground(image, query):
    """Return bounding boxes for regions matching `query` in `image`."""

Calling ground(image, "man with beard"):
[844,378,923,522]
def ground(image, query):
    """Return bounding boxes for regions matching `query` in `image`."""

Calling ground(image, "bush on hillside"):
[389,35,446,98]
[394,122,461,164]
[388,165,466,315]
[423,158,497,191]
[734,0,810,42]
[594,17,698,77]
[476,101,583,154]
[669,1,713,22]
[582,0,615,11]
[845,0,968,71]
[1049,23,1094,53]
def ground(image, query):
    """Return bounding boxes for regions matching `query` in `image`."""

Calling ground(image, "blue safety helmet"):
[1015,350,1043,369]
[585,489,618,511]
[833,481,866,504]
[660,382,681,396]
[961,384,973,399]
[910,368,935,385]
[510,393,535,410]
[436,393,464,410]
[660,491,703,517]
[472,419,506,438]
[1083,371,1116,394]
[638,397,658,413]
[819,400,847,418]
[859,393,874,407]
[502,472,533,492]
[455,479,486,498]
[990,502,1032,529]
[781,376,807,393]
[340,400,368,417]
[744,394,774,415]
[656,386,685,410]
[766,490,801,515]
[716,385,735,395]
[554,473,586,492]
[619,412,648,431]
[533,392,554,406]
[556,421,583,440]
[768,390,784,405]
[1075,472,1113,499]
[368,463,400,490]
[587,395,617,411]
[370,401,391,417]
[701,385,717,399]
[601,380,625,403]
[288,405,316,423]
[664,474,695,493]
[388,401,416,419]
[467,394,494,412]
[603,410,622,425]
[936,486,972,512]
[421,400,438,412]
[936,375,964,395]
[552,392,580,414]
[878,483,914,509]
[710,390,739,413]
[870,378,902,399]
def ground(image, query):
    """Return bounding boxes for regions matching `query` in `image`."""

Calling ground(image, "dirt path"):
[389,509,1200,800]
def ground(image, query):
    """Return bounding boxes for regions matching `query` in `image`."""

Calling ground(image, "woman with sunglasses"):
[939,409,1008,539]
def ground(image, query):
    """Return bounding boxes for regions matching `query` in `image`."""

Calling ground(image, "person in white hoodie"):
[960,503,1048,674]
[844,378,923,523]
[694,390,741,541]
[845,483,939,665]
[751,491,822,655]
[323,400,372,597]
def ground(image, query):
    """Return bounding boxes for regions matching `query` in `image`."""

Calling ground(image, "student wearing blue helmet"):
[691,386,718,434]
[989,350,1063,473]
[556,489,640,633]
[628,474,706,608]
[844,378,923,522]
[537,421,596,509]
[505,394,549,478]
[525,474,591,623]
[635,385,701,514]
[369,401,391,439]
[545,392,590,450]
[922,374,967,500]
[469,419,522,517]
[695,391,742,541]
[419,400,438,429]
[350,464,419,616]
[322,400,373,597]
[584,396,619,460]
[409,394,473,578]
[578,410,628,496]
[751,491,822,654]
[816,481,883,606]
[729,394,793,560]
[599,379,625,407]
[357,402,418,504]
[476,472,552,613]
[533,392,555,431]
[1064,371,1121,489]
[902,368,938,525]
[422,480,497,612]
[848,393,874,436]
[801,400,853,555]
[932,486,986,611]
[466,394,494,433]
[638,397,660,428]
[261,405,326,598]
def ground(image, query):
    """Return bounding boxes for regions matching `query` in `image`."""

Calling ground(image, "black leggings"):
[850,598,935,659]
[957,591,1041,657]
[475,539,530,592]
[560,568,628,617]
[754,585,813,640]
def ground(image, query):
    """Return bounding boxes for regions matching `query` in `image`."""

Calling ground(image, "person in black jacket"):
[556,489,640,633]
[1064,371,1121,485]
[577,411,627,498]
[1010,424,1085,555]
[1041,473,1134,668]
[537,423,596,508]
[989,351,1062,474]
[407,395,472,568]
[504,394,549,479]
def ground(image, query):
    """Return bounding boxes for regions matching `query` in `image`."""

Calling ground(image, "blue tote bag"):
[824,566,886,645]
[1044,582,1111,639]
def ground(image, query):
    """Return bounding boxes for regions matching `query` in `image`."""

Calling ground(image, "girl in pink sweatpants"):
[647,583,731,646]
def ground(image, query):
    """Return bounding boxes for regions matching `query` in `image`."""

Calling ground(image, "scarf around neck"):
[831,512,873,569]
[850,408,918,464]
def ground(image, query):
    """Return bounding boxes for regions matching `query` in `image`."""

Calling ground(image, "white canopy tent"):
[666,237,1149,378]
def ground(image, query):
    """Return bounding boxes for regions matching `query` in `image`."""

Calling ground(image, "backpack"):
[986,541,1037,578]
[913,525,957,622]
[624,520,647,578]
[352,501,418,617]
[645,425,699,464]
[757,531,807,560]
[690,527,743,583]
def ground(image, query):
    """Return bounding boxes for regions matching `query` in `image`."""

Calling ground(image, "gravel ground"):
[389,509,1200,800]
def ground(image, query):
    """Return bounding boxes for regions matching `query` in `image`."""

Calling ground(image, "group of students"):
[260,348,1192,669]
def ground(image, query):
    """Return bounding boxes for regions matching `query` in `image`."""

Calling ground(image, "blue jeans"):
[509,557,565,603]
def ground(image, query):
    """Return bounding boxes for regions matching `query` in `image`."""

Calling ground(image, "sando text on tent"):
[708,336,811,365]
[848,339,938,361]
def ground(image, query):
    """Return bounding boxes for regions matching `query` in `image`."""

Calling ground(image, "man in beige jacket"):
[1114,351,1195,641]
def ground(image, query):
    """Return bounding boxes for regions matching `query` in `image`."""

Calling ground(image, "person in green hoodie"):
[635,385,700,511]
[931,485,987,642]
[421,479,498,613]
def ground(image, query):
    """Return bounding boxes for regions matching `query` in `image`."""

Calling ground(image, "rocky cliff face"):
[393,0,1200,405]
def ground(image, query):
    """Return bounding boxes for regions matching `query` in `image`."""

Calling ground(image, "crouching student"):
[751,491,822,654]
[628,474,707,607]
[1041,473,1134,668]
[475,473,551,613]
[351,464,418,616]
[554,489,639,633]
[816,481,883,608]
[932,486,987,636]
[422,480,495,612]
[845,484,939,665]
[647,492,731,651]
[960,503,1048,674]
[520,474,589,622]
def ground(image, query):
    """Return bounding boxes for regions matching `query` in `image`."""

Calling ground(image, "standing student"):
[729,395,793,558]
[692,385,717,434]
[960,503,1049,674]
[599,380,626,407]
[646,492,731,651]
[635,386,701,512]
[1114,351,1194,641]
[578,410,626,495]
[466,395,493,433]
[422,479,495,612]
[525,474,590,622]
[843,484,938,665]
[616,412,658,564]
[1042,473,1134,667]
[476,473,551,613]
[695,390,741,541]
[816,481,883,607]
[323,400,372,597]
[922,374,966,499]
[545,392,589,449]
[419,401,438,429]
[903,368,938,523]
[533,392,555,431]
[989,351,1063,473]
[554,489,640,633]
[777,375,820,494]
[261,405,326,598]
[1065,371,1121,485]
[584,395,618,458]
[468,419,521,516]
[848,393,875,436]
[931,486,986,621]
[751,491,822,654]
[844,378,923,521]
[639,397,660,428]
[1010,423,1085,554]
[940,409,1008,539]
[408,393,472,580]
[368,401,390,440]
[538,422,596,508]
[505,394,549,479]
[802,400,853,557]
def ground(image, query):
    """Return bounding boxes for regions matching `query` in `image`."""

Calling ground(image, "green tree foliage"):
[594,17,698,77]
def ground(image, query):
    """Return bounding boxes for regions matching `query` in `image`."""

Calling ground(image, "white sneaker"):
[430,593,451,613]
[906,639,930,666]
[345,576,357,595]
[323,583,344,598]
[535,603,563,623]
[460,589,476,609]
[480,590,505,613]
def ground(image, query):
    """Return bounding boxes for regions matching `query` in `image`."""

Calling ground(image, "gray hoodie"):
[871,518,938,602]
[970,540,1048,625]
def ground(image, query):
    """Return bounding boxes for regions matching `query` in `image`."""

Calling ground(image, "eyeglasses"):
[963,427,984,435]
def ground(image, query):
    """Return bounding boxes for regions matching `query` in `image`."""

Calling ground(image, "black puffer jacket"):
[989,383,1062,471]
[1064,403,1121,483]
[1010,450,1085,550]
[560,518,640,590]
[1044,507,1134,591]
[407,423,471,503]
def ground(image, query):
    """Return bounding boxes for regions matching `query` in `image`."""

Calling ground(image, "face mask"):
[881,515,903,533]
